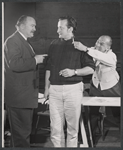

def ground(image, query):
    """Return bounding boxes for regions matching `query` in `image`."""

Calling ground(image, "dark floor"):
[30,113,121,148]
[4,108,120,148]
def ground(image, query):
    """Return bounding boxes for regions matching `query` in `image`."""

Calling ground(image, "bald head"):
[99,35,112,47]
[95,35,112,53]
[16,15,35,27]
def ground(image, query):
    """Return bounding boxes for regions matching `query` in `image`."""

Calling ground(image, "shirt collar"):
[18,31,27,40]
[61,38,73,43]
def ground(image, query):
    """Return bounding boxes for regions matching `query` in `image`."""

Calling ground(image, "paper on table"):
[38,93,45,104]
[38,97,46,104]
[38,93,44,98]
[38,93,49,104]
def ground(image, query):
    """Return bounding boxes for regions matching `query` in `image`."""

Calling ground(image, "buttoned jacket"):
[4,31,39,108]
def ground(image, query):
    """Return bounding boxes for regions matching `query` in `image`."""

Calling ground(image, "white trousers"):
[49,82,83,147]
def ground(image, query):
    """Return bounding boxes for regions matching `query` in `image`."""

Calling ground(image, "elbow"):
[9,60,22,72]
[84,67,94,75]
[9,63,20,72]
[89,68,94,74]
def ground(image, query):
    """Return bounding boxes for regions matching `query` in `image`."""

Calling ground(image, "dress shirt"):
[18,31,27,40]
[87,47,119,90]
[18,31,35,54]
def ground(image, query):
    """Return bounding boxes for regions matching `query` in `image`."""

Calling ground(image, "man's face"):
[22,17,36,38]
[57,19,71,39]
[95,37,109,53]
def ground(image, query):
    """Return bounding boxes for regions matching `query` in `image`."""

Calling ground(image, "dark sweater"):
[46,38,95,85]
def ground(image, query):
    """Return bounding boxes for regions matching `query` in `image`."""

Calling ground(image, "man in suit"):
[4,15,47,147]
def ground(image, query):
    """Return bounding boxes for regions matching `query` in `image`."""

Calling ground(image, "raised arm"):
[73,41,117,67]
[87,47,117,67]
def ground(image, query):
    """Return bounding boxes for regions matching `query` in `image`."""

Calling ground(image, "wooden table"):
[80,97,121,147]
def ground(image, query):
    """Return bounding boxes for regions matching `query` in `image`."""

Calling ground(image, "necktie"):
[27,40,35,54]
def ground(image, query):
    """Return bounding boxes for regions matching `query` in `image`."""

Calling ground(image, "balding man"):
[73,35,120,120]
[4,15,47,147]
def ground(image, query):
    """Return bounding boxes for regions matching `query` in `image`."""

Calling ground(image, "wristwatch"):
[74,69,78,75]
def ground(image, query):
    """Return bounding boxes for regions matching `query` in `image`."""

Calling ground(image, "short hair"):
[16,15,28,27]
[59,16,77,33]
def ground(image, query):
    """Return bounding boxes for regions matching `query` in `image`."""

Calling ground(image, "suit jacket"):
[88,47,119,90]
[4,31,39,108]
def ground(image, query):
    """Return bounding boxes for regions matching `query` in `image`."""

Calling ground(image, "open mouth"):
[58,33,62,36]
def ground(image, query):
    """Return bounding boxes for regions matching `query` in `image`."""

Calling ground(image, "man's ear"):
[20,24,25,30]
[69,27,73,33]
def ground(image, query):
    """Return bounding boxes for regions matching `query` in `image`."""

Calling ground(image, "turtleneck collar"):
[60,37,74,43]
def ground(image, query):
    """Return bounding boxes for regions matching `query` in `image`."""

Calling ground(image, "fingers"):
[62,73,69,77]
[59,69,69,77]
[59,72,68,77]
[59,70,64,76]
[59,69,66,75]
[61,69,67,74]
[72,37,74,44]
[59,71,62,76]
[73,42,79,49]
[41,54,48,61]
[35,54,48,64]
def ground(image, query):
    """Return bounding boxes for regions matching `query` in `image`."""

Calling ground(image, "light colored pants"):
[49,82,83,147]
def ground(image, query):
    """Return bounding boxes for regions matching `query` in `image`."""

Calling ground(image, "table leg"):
[84,106,94,147]
[101,113,105,141]
[79,112,89,147]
